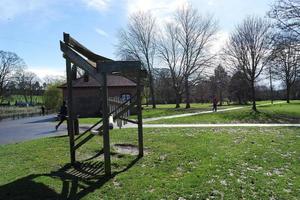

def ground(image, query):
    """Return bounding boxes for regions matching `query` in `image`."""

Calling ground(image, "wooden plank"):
[60,41,103,83]
[113,99,137,120]
[75,118,103,142]
[137,71,144,157]
[63,32,112,62]
[74,133,96,150]
[101,72,111,176]
[98,61,141,73]
[118,117,138,124]
[66,58,76,164]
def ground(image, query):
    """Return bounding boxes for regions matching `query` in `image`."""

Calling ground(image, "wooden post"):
[101,72,111,176]
[66,58,75,164]
[137,70,144,157]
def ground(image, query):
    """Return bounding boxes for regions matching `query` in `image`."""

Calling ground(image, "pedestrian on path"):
[41,106,45,116]
[56,101,67,130]
[212,96,218,112]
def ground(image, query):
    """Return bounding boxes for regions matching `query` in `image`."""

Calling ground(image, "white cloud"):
[81,0,111,12]
[95,28,108,37]
[210,30,229,54]
[28,66,65,79]
[0,0,49,21]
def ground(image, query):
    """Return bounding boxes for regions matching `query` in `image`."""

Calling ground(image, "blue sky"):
[0,0,274,79]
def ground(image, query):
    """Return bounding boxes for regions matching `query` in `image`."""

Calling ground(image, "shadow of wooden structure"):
[60,32,146,176]
[0,156,141,200]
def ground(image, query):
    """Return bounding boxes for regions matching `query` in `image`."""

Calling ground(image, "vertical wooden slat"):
[66,58,75,164]
[101,72,111,176]
[137,69,144,157]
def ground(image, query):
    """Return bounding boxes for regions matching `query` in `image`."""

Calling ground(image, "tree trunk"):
[175,91,181,108]
[237,95,242,105]
[251,81,257,112]
[286,84,290,103]
[148,73,156,108]
[184,76,190,109]
[269,67,273,104]
[219,90,223,106]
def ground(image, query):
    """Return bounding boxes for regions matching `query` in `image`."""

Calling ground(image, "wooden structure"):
[60,33,146,176]
[58,75,137,117]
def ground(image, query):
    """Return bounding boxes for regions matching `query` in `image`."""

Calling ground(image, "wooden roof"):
[59,75,137,88]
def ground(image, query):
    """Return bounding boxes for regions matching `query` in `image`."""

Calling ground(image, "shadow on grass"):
[0,156,141,200]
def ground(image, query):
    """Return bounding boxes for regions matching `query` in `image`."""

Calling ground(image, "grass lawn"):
[148,101,300,124]
[0,127,299,199]
[77,103,239,124]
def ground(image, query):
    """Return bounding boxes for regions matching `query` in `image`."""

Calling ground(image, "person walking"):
[55,101,67,130]
[41,105,45,116]
[212,96,218,112]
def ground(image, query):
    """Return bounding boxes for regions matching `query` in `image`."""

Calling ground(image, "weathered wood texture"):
[66,58,75,164]
[137,71,144,157]
[101,72,111,176]
[63,32,111,62]
[61,33,146,176]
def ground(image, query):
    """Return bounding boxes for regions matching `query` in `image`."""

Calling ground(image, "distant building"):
[59,74,136,117]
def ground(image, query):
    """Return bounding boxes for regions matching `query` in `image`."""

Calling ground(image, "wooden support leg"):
[102,72,111,176]
[137,72,144,157]
[66,58,75,164]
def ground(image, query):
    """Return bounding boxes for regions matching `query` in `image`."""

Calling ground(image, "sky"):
[0,0,274,80]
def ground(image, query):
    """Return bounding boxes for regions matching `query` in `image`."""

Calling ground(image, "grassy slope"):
[78,103,238,124]
[77,101,284,124]
[0,127,299,199]
[148,101,300,124]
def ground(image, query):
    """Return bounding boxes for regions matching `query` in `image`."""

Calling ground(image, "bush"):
[43,84,62,111]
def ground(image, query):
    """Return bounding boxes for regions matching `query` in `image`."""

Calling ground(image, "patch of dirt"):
[113,144,149,155]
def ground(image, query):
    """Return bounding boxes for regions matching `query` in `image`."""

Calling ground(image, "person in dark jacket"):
[41,106,45,116]
[55,101,67,130]
[212,97,218,112]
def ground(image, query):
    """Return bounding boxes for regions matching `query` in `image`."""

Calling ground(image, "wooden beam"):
[118,117,138,124]
[74,133,96,150]
[98,61,141,73]
[101,72,111,176]
[75,118,103,142]
[60,41,103,83]
[66,58,76,164]
[63,32,111,62]
[137,71,144,157]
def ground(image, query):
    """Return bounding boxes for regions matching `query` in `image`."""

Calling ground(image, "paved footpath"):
[143,101,286,122]
[127,123,300,128]
[0,101,294,145]
[0,114,70,145]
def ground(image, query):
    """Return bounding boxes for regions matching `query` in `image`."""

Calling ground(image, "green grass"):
[77,103,238,124]
[0,127,299,199]
[2,95,43,104]
[148,101,300,124]
[0,106,42,119]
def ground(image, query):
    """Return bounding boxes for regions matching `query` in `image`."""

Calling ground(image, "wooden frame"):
[60,32,146,176]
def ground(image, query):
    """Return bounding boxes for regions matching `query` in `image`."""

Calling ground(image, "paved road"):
[0,114,68,145]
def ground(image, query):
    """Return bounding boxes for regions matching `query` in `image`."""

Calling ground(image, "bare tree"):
[157,23,185,108]
[269,0,300,38]
[14,69,39,104]
[211,64,229,105]
[116,11,157,108]
[0,51,25,102]
[175,5,218,108]
[228,71,251,104]
[224,16,272,111]
[270,34,300,103]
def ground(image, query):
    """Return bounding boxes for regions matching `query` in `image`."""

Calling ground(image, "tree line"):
[116,0,300,111]
[0,50,64,109]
